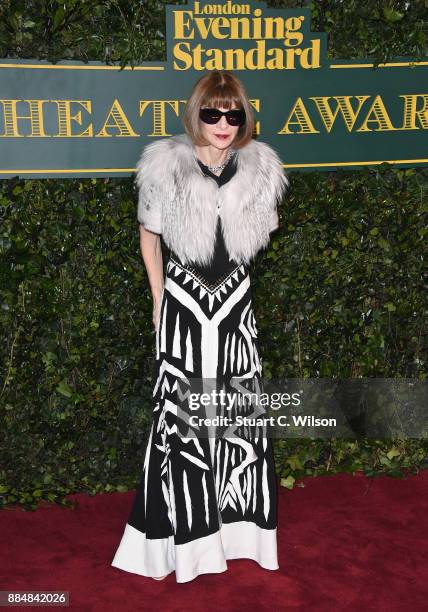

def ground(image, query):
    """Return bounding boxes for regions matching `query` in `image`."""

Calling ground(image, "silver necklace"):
[206,148,234,174]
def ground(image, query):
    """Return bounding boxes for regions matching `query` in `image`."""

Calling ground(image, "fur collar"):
[136,132,289,266]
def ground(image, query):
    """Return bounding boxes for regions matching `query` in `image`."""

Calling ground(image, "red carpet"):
[1,470,427,611]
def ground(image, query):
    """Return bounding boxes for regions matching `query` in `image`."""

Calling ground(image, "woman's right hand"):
[139,224,164,333]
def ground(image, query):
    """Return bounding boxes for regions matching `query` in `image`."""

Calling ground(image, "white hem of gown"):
[111,521,279,583]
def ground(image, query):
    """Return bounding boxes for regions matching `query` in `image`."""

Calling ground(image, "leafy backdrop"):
[0,0,427,509]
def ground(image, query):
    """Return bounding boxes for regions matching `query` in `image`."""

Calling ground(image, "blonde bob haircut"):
[183,70,255,149]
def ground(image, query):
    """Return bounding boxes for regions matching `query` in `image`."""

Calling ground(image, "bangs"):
[202,90,243,110]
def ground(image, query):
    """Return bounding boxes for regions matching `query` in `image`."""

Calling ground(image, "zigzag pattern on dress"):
[166,258,248,317]
[111,256,279,582]
[147,258,276,535]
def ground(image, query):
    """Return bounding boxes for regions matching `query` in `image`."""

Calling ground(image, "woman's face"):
[199,104,241,149]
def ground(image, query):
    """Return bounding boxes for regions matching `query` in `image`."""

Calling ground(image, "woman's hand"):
[139,225,164,333]
[152,290,163,332]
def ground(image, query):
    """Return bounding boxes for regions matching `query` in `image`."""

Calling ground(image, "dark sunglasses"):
[199,107,246,127]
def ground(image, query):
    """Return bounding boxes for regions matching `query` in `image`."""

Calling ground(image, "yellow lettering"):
[51,100,92,137]
[358,95,395,132]
[0,99,49,137]
[310,96,370,132]
[173,42,193,70]
[173,10,194,39]
[265,47,285,70]
[211,17,229,39]
[400,94,428,129]
[223,47,244,70]
[299,39,320,69]
[96,99,138,137]
[205,47,223,70]
[194,17,213,39]
[249,99,260,136]
[138,100,181,137]
[284,16,305,46]
[279,98,320,134]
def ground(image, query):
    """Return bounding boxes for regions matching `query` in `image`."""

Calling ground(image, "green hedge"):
[0,1,427,509]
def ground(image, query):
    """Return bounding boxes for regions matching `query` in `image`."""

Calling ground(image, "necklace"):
[205,148,234,174]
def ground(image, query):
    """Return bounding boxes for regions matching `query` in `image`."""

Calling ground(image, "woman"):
[111,70,289,583]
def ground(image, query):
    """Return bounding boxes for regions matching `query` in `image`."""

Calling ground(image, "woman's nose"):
[218,115,229,129]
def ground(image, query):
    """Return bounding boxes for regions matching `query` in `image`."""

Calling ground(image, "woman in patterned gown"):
[111,70,289,583]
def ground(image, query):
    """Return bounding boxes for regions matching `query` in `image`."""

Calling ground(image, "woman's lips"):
[216,134,229,140]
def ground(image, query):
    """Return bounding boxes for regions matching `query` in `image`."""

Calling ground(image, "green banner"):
[0,0,427,179]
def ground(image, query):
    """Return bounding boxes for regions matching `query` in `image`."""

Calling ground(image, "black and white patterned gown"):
[111,151,279,583]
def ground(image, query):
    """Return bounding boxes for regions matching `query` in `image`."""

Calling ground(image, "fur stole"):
[135,132,289,266]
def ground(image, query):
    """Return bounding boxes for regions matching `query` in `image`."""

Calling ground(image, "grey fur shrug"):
[135,132,289,267]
